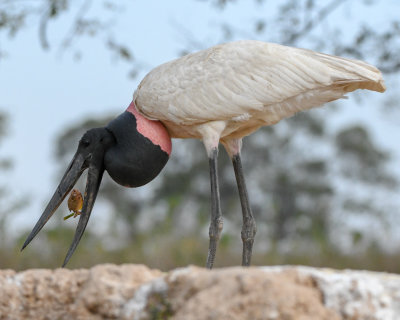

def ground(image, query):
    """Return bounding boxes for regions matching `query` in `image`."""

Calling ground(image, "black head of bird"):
[21,109,171,267]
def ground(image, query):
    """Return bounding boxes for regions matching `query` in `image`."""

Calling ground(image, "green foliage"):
[3,226,400,273]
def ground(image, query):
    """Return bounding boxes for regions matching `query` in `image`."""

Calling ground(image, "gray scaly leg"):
[232,153,256,266]
[206,148,223,269]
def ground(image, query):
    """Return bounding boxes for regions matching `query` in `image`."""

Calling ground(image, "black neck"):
[104,111,169,187]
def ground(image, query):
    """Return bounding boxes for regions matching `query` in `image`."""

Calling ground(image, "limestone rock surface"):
[1,264,399,320]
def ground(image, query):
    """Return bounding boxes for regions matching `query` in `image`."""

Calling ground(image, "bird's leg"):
[232,153,257,266]
[224,139,256,266]
[199,121,226,269]
[206,147,223,269]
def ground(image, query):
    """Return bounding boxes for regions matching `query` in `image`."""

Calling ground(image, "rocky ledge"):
[1,264,399,320]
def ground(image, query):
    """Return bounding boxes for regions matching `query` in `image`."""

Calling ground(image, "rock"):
[1,264,399,320]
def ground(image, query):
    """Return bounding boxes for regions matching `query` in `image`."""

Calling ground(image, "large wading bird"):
[22,40,385,268]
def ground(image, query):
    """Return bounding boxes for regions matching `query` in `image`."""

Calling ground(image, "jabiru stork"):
[22,40,385,268]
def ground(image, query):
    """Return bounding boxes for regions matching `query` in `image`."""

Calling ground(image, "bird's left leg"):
[223,138,256,266]
[206,147,223,269]
[199,122,226,269]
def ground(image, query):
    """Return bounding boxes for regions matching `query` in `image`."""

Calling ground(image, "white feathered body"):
[133,40,385,145]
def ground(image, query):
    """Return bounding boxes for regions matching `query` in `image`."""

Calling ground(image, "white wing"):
[134,40,385,126]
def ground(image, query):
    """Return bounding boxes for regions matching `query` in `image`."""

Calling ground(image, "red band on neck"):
[127,101,172,155]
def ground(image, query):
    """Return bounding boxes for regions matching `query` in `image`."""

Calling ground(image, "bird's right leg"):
[198,122,225,269]
[223,138,256,267]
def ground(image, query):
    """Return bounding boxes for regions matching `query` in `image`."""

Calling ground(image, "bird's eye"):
[81,139,90,147]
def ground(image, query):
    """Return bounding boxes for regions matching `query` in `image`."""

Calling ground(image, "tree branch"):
[283,0,347,45]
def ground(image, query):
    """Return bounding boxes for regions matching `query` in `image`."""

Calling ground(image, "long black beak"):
[21,127,113,267]
[21,152,87,251]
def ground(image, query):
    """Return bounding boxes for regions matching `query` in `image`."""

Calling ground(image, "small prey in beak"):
[21,128,115,267]
[64,189,84,220]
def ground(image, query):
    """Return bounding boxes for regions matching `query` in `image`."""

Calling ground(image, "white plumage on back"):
[134,40,385,142]
[132,40,385,268]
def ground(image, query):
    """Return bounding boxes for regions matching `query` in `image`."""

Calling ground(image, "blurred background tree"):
[0,112,14,242]
[0,112,28,267]
[0,0,399,271]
